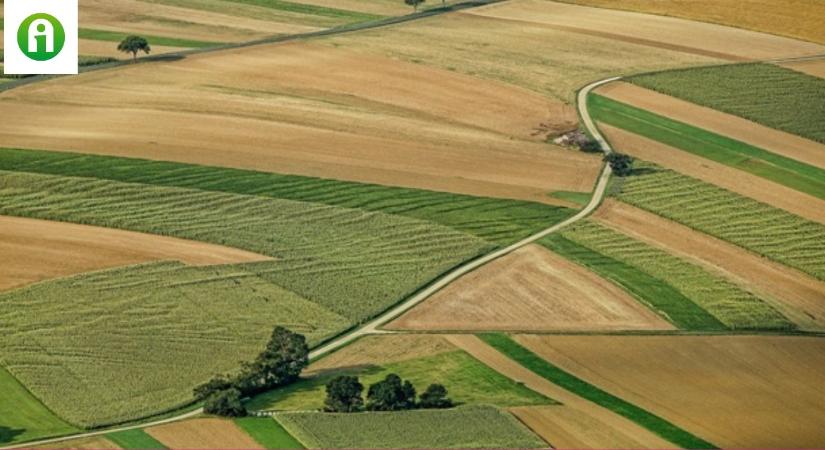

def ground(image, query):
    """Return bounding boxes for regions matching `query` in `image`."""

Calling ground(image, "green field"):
[551,221,792,330]
[236,418,304,449]
[630,63,825,144]
[275,405,546,449]
[78,28,223,49]
[549,190,592,207]
[247,350,552,411]
[106,429,167,449]
[222,0,382,22]
[589,94,825,199]
[614,163,825,281]
[479,334,717,450]
[0,148,573,246]
[0,367,78,444]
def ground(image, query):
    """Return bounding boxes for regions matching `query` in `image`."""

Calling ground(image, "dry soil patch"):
[781,59,825,78]
[147,418,262,449]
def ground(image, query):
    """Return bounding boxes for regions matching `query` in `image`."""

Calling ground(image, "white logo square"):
[3,0,78,75]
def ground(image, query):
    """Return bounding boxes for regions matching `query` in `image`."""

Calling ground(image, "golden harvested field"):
[516,335,825,448]
[323,13,720,103]
[33,437,120,449]
[600,124,825,225]
[597,82,825,170]
[308,334,457,374]
[465,0,825,61]
[146,418,263,449]
[0,42,600,203]
[447,335,673,449]
[781,59,825,78]
[389,245,673,332]
[551,0,825,45]
[593,200,825,331]
[0,215,271,292]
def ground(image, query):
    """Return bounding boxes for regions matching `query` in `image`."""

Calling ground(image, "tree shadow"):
[0,426,25,444]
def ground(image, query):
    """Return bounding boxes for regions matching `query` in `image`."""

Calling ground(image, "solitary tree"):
[367,374,417,411]
[419,383,452,409]
[604,152,634,177]
[324,375,364,412]
[203,388,247,417]
[404,0,426,12]
[118,36,151,62]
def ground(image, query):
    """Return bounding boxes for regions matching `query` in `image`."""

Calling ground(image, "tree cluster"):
[324,373,452,413]
[604,152,635,177]
[195,326,309,417]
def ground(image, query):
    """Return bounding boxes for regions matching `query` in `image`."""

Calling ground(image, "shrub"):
[604,153,634,176]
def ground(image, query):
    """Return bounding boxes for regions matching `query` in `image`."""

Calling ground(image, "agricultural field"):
[235,418,304,449]
[275,405,547,449]
[514,334,825,448]
[782,59,825,78]
[0,367,77,445]
[105,429,166,449]
[388,244,673,332]
[551,0,825,45]
[246,334,550,411]
[614,162,825,282]
[146,418,263,449]
[629,63,825,144]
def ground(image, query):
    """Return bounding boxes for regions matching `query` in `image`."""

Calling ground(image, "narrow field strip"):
[629,63,825,144]
[0,367,77,445]
[105,429,166,449]
[78,28,222,49]
[0,148,573,245]
[553,221,792,330]
[146,418,262,449]
[590,94,825,199]
[478,334,717,450]
[235,418,304,449]
[220,0,383,21]
[615,163,825,281]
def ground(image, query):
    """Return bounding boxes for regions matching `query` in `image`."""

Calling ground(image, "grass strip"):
[540,234,726,331]
[590,94,825,200]
[478,333,718,450]
[79,28,222,48]
[106,429,167,449]
[235,417,304,449]
[220,0,382,21]
[0,367,78,445]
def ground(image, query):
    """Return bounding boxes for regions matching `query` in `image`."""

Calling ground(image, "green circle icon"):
[17,13,66,61]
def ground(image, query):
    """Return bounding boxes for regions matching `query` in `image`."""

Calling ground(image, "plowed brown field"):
[0,215,271,292]
[599,124,825,224]
[446,335,674,449]
[388,245,673,332]
[465,0,825,61]
[516,335,825,449]
[781,59,825,78]
[0,42,600,203]
[593,200,825,330]
[597,82,825,170]
[146,418,262,449]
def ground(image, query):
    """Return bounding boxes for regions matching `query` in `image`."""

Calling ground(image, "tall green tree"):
[367,374,417,411]
[419,383,452,408]
[404,0,426,12]
[236,326,309,395]
[117,36,151,62]
[604,153,635,177]
[204,388,247,417]
[324,375,364,412]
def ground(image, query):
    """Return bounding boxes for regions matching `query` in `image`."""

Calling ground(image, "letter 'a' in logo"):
[17,13,66,61]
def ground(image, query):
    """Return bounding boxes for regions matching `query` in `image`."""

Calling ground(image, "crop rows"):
[0,148,573,245]
[615,164,825,281]
[275,405,546,449]
[558,221,792,330]
[630,63,825,143]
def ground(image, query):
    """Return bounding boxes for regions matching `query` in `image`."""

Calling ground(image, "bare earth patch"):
[446,335,673,449]
[146,418,262,449]
[465,0,825,61]
[600,124,825,225]
[593,200,825,331]
[389,245,673,332]
[516,334,825,449]
[781,59,825,78]
[597,82,825,170]
[0,215,271,292]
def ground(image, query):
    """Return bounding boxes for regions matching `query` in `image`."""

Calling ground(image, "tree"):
[324,375,364,412]
[118,36,151,62]
[604,152,635,177]
[419,383,452,409]
[193,374,233,400]
[203,388,247,417]
[367,374,417,411]
[404,0,426,12]
[234,326,309,395]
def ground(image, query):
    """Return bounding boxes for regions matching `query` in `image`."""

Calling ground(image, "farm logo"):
[3,0,78,74]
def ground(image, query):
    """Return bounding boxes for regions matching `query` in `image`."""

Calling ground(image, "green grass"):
[275,405,546,449]
[78,28,222,48]
[247,350,552,411]
[236,418,304,449]
[106,429,167,449]
[221,0,382,22]
[549,190,591,207]
[479,334,717,450]
[615,162,825,281]
[541,234,725,331]
[0,367,78,444]
[0,148,573,246]
[590,94,825,199]
[553,221,792,330]
[630,63,825,144]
